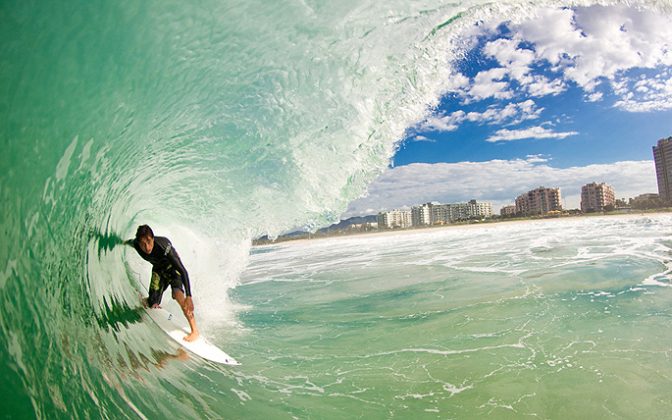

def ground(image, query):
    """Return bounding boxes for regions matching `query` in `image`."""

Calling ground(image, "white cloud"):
[417,99,542,132]
[443,72,471,95]
[488,99,543,125]
[612,70,672,111]
[526,75,566,97]
[411,135,436,143]
[511,8,581,69]
[467,67,513,101]
[451,5,672,111]
[420,111,464,132]
[585,91,604,102]
[344,159,656,217]
[525,154,550,163]
[512,5,672,110]
[481,36,568,98]
[486,125,578,142]
[484,37,535,81]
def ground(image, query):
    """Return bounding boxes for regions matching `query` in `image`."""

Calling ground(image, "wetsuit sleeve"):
[167,246,192,297]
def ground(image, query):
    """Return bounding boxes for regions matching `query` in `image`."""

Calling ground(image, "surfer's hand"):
[151,303,161,309]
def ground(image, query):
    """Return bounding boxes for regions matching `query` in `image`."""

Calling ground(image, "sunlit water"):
[234,215,672,418]
[3,0,672,417]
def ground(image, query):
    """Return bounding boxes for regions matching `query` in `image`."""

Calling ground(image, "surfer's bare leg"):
[172,289,200,342]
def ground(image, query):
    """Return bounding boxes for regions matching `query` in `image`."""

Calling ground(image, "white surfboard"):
[143,305,240,366]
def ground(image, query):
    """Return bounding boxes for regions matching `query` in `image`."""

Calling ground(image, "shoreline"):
[253,209,672,248]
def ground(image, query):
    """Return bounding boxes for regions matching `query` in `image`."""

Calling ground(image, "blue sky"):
[346,5,672,216]
[396,77,672,168]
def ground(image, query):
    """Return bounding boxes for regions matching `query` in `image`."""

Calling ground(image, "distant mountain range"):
[254,215,377,244]
[318,215,377,232]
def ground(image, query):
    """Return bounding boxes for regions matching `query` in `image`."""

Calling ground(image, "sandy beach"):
[255,211,668,247]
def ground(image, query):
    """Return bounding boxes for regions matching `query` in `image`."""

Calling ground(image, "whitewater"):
[2,0,672,418]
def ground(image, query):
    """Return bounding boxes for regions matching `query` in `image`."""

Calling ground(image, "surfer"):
[127,225,200,342]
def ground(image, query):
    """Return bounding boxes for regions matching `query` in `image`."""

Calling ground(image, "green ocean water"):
[2,0,672,418]
[235,216,672,418]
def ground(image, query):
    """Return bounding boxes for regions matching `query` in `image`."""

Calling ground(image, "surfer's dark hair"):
[135,224,154,240]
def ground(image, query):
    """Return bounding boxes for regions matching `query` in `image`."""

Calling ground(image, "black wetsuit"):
[131,236,192,306]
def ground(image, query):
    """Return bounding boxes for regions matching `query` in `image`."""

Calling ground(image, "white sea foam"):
[245,215,672,290]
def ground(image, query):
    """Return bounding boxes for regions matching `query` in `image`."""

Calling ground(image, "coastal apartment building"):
[515,186,562,216]
[377,209,412,229]
[634,193,659,201]
[653,136,672,202]
[630,193,660,207]
[580,182,615,212]
[381,200,493,229]
[411,203,433,226]
[500,205,516,217]
[431,204,450,224]
[412,200,492,225]
[466,200,493,219]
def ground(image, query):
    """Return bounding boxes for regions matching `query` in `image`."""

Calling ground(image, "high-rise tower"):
[653,137,672,202]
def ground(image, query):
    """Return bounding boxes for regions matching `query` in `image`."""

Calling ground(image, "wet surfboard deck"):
[143,304,240,366]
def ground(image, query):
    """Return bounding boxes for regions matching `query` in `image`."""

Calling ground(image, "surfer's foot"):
[184,330,200,342]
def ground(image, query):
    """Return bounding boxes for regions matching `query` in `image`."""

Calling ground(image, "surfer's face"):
[139,235,154,254]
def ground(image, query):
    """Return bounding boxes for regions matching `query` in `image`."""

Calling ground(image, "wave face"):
[1,0,670,417]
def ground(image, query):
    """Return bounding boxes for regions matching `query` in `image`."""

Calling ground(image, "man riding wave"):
[127,225,199,342]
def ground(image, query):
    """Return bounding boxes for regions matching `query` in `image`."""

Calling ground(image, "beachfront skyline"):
[345,5,672,217]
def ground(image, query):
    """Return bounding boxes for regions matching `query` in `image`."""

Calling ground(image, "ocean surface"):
[237,215,672,418]
[2,0,672,418]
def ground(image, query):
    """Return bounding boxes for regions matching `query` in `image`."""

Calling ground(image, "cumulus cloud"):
[344,159,656,217]
[525,154,550,163]
[452,5,672,111]
[486,125,578,142]
[420,111,464,132]
[585,91,604,102]
[480,37,568,98]
[417,99,542,132]
[443,72,471,96]
[483,37,535,80]
[467,67,513,102]
[476,99,543,125]
[612,70,672,111]
[526,75,566,97]
[411,135,436,143]
[512,5,672,109]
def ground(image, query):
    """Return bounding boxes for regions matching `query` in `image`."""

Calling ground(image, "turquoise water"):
[2,0,672,417]
[237,216,672,418]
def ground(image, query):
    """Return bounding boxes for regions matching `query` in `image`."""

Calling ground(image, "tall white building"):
[380,200,493,228]
[431,204,451,224]
[466,200,492,218]
[411,203,433,226]
[377,209,412,229]
[428,200,492,224]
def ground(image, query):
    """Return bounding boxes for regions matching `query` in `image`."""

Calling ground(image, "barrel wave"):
[2,0,671,417]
